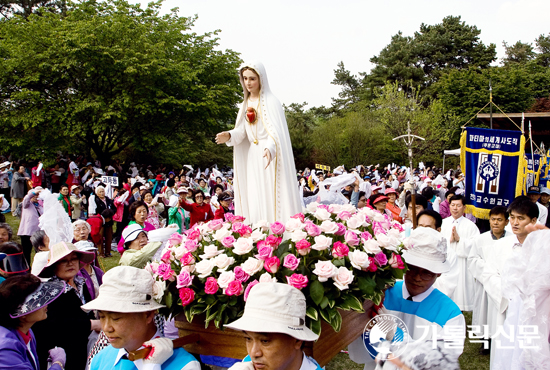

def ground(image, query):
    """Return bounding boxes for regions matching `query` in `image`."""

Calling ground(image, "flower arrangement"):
[147,202,407,335]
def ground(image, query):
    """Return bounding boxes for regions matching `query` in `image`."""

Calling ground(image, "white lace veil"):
[38,189,73,245]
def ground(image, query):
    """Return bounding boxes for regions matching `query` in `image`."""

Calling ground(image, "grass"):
[5,213,489,369]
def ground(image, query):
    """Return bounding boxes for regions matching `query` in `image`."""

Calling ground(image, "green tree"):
[284,102,319,170]
[0,0,242,163]
[502,41,536,65]
[0,0,66,19]
[535,33,550,67]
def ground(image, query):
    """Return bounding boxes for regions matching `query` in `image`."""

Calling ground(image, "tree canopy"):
[0,0,242,164]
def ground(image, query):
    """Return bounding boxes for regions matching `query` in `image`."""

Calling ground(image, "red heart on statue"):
[246,107,256,124]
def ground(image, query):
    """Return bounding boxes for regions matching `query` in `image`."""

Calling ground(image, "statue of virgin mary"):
[216,61,301,224]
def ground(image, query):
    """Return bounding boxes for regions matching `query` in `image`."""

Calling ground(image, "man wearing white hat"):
[83,266,200,370]
[225,283,322,370]
[349,227,465,369]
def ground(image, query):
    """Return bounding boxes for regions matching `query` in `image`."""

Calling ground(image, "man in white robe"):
[481,196,538,369]
[348,227,465,370]
[441,194,480,311]
[467,205,510,354]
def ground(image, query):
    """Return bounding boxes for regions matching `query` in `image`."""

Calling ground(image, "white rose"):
[291,230,308,242]
[217,271,236,289]
[328,204,343,214]
[333,267,354,290]
[172,245,189,260]
[341,204,357,214]
[152,280,166,302]
[311,235,333,251]
[306,202,319,214]
[233,237,255,255]
[241,257,264,275]
[254,219,270,232]
[213,228,232,242]
[195,259,215,278]
[376,234,400,252]
[347,215,366,230]
[250,230,266,242]
[200,245,222,259]
[312,260,338,282]
[181,264,195,274]
[319,220,338,234]
[349,250,370,270]
[259,272,277,283]
[314,207,332,221]
[285,218,304,232]
[387,228,402,239]
[363,239,382,254]
[214,253,235,271]
[372,213,385,222]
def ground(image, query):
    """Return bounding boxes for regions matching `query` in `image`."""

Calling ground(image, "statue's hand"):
[215,132,230,144]
[263,149,272,169]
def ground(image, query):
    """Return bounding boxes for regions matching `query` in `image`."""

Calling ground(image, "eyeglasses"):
[407,265,436,281]
[58,256,79,266]
[195,195,204,199]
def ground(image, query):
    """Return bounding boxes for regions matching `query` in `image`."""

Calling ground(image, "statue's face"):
[242,69,260,95]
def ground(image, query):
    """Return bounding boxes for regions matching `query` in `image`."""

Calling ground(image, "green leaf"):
[358,276,376,296]
[319,308,331,323]
[392,267,404,280]
[204,309,217,328]
[320,296,329,309]
[310,318,322,336]
[329,310,343,332]
[309,280,324,305]
[342,294,365,312]
[306,306,318,321]
[333,258,345,267]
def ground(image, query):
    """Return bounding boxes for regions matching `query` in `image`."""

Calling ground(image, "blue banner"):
[526,154,542,190]
[460,127,526,219]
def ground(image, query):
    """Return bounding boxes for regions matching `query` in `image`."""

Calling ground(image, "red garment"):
[86,215,105,245]
[180,200,214,227]
[31,166,43,188]
[17,329,32,345]
[214,207,226,220]
[386,202,403,223]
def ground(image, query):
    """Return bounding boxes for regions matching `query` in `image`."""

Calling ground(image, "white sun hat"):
[224,283,319,342]
[81,266,165,313]
[402,227,450,274]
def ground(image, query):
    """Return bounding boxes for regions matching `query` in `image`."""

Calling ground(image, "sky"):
[136,0,550,108]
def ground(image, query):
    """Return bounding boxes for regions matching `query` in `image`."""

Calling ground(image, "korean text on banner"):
[460,127,526,220]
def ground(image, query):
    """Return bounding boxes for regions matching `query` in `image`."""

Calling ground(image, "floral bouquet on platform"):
[147,202,407,335]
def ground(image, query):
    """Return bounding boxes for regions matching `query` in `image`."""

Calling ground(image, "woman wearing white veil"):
[216,61,300,224]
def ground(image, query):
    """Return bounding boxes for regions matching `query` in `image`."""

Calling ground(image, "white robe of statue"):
[226,61,301,224]
[441,215,480,311]
[467,231,512,335]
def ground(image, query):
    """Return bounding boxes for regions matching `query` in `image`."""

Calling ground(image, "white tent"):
[443,148,461,173]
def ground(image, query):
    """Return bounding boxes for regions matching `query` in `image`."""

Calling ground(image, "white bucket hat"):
[81,266,165,313]
[122,224,147,245]
[402,227,450,274]
[225,283,319,342]
[74,240,97,252]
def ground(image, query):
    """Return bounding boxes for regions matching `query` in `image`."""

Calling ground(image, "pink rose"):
[372,221,387,235]
[180,252,195,266]
[283,254,300,270]
[367,257,378,272]
[337,211,352,221]
[204,277,219,294]
[179,287,195,306]
[225,280,244,296]
[334,223,346,236]
[234,266,250,283]
[360,231,373,242]
[291,213,305,222]
[168,233,183,247]
[304,221,322,237]
[375,252,388,266]
[391,222,405,233]
[295,239,311,256]
[184,239,199,253]
[264,256,281,274]
[186,228,201,240]
[161,250,172,263]
[389,253,405,269]
[333,267,354,290]
[176,270,193,288]
[207,219,224,231]
[256,245,274,260]
[332,241,349,259]
[157,263,176,281]
[244,280,259,301]
[312,260,337,282]
[232,222,244,233]
[286,273,308,290]
[270,221,286,235]
[344,230,360,246]
[237,224,253,237]
[266,235,282,248]
[221,235,236,248]
[224,213,236,223]
[256,239,267,249]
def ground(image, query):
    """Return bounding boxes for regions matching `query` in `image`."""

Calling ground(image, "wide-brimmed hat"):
[372,194,389,204]
[176,187,188,194]
[70,185,81,192]
[225,283,319,342]
[81,266,165,313]
[122,224,147,245]
[0,161,10,169]
[371,185,382,192]
[10,280,65,318]
[155,174,163,181]
[0,251,29,275]
[402,227,450,274]
[385,188,398,196]
[38,242,95,278]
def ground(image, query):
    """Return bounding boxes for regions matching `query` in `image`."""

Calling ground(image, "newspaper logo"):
[362,314,409,360]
